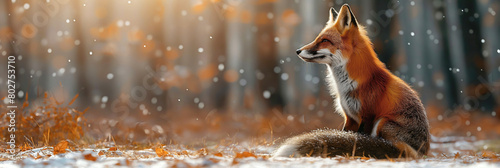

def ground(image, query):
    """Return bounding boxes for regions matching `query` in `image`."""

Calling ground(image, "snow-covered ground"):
[2,151,499,168]
[1,140,499,168]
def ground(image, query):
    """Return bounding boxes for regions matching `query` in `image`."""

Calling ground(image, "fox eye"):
[321,39,331,43]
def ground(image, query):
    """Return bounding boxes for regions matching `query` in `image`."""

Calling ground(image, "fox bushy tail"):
[273,129,406,159]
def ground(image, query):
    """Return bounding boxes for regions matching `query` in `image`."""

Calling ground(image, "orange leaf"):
[155,147,170,157]
[360,156,370,160]
[84,153,98,161]
[454,152,460,159]
[98,151,105,156]
[482,151,498,158]
[235,151,256,158]
[208,158,220,163]
[213,152,223,157]
[125,159,131,166]
[108,147,117,151]
[53,140,69,155]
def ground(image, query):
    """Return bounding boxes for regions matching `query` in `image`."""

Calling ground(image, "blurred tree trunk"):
[145,0,168,113]
[456,1,495,112]
[255,2,284,109]
[95,1,115,105]
[1,1,19,99]
[225,1,253,112]
[281,1,329,115]
[1,1,20,145]
[477,0,500,110]
[73,1,90,106]
[393,0,458,110]
[206,2,228,110]
[370,1,395,68]
[162,0,183,111]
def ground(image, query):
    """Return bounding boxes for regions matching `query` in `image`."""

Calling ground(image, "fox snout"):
[296,49,301,55]
[296,48,332,64]
[296,49,318,55]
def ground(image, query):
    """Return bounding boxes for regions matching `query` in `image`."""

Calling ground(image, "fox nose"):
[296,49,302,55]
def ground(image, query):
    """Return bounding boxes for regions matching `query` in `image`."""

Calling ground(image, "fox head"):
[296,4,365,66]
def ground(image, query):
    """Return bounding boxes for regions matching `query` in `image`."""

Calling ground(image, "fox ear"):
[336,4,358,30]
[328,7,339,23]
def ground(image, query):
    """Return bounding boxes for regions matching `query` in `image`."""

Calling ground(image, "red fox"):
[273,4,430,158]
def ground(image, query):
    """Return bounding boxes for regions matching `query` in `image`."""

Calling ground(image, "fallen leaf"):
[98,151,105,156]
[454,152,460,159]
[53,140,69,155]
[360,156,370,160]
[232,159,239,165]
[235,151,256,158]
[155,147,170,157]
[213,152,223,157]
[125,159,131,166]
[481,151,498,158]
[208,158,220,163]
[108,147,117,151]
[84,153,97,161]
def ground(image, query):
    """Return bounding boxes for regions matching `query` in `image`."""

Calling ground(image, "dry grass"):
[0,93,87,150]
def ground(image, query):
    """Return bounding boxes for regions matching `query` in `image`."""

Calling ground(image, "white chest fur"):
[326,52,361,124]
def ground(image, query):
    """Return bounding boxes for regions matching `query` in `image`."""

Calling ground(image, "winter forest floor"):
[1,94,500,167]
[1,139,500,167]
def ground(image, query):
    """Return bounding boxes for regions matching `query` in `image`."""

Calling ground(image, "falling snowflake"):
[107,73,114,79]
[102,96,108,103]
[263,90,271,99]
[281,73,289,81]
[218,64,225,71]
